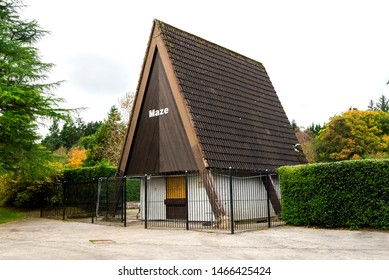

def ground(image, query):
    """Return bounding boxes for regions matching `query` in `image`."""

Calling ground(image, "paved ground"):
[0,217,388,260]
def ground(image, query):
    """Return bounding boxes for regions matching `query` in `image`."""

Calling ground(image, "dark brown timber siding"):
[126,50,198,175]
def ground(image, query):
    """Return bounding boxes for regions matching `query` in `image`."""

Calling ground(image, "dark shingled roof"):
[157,20,304,171]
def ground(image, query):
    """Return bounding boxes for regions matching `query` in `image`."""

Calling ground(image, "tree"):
[40,118,63,151]
[306,123,324,135]
[290,119,298,130]
[59,118,84,149]
[368,99,375,111]
[119,91,135,124]
[83,120,102,136]
[0,0,68,174]
[0,0,70,207]
[315,109,389,161]
[294,129,316,163]
[367,95,389,112]
[375,95,389,112]
[41,117,102,151]
[85,106,126,166]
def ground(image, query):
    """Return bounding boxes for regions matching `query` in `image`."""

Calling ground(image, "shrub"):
[66,148,87,168]
[126,178,140,201]
[63,162,117,182]
[0,156,64,208]
[278,160,389,229]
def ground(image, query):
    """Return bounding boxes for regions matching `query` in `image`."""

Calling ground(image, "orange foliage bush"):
[67,148,87,168]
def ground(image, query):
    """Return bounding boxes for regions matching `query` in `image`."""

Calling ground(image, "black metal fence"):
[40,170,284,233]
[141,169,284,234]
[40,177,128,226]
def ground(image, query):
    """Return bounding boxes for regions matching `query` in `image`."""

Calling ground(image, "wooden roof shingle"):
[157,20,304,171]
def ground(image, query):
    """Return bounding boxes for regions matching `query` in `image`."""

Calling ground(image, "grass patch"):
[0,207,26,224]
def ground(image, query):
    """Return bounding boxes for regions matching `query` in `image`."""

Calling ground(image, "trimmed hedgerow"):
[63,165,140,201]
[126,178,140,201]
[63,164,117,182]
[278,160,389,230]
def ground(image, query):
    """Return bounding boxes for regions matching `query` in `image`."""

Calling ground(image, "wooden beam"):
[202,171,226,221]
[262,175,282,216]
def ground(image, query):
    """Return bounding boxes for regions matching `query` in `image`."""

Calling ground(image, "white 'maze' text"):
[149,108,169,118]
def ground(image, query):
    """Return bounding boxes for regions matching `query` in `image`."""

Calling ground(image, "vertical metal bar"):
[92,180,97,224]
[91,181,94,223]
[265,173,271,228]
[185,171,189,230]
[144,174,148,229]
[229,167,234,234]
[92,182,94,224]
[123,176,127,227]
[120,178,123,223]
[62,181,66,220]
[40,183,44,218]
[104,180,109,219]
[259,174,263,229]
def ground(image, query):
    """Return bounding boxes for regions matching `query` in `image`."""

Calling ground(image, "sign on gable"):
[149,108,169,118]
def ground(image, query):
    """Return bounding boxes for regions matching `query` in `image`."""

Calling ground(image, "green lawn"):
[0,207,26,224]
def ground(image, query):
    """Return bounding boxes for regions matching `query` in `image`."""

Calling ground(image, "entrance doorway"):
[165,176,186,219]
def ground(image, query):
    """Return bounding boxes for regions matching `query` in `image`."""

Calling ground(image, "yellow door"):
[166,176,185,199]
[165,176,186,219]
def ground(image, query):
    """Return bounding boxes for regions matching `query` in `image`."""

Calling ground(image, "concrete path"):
[0,217,388,260]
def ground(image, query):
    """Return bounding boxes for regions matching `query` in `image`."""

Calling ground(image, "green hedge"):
[63,165,117,182]
[126,178,140,201]
[63,166,140,201]
[278,160,389,230]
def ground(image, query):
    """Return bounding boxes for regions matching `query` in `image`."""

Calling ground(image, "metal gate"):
[40,177,134,227]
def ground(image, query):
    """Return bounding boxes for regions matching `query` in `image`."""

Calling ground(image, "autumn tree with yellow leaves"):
[314,109,389,161]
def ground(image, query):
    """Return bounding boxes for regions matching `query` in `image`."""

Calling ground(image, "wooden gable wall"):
[124,49,198,175]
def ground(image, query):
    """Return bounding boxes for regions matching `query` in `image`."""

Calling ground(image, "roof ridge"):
[154,19,264,68]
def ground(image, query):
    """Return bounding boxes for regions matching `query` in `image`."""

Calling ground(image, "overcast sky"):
[22,0,389,133]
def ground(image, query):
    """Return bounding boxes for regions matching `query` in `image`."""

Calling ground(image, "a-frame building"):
[118,20,306,227]
[119,19,305,177]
